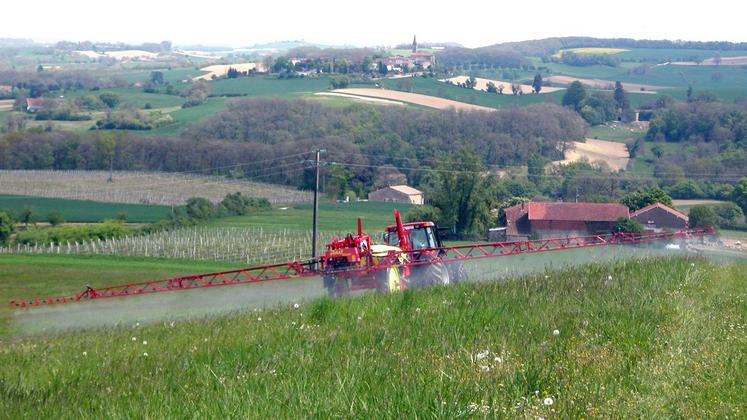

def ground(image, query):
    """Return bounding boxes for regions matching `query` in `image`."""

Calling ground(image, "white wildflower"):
[553,329,560,337]
[608,275,613,280]
[142,341,147,345]
[82,351,87,356]
[293,303,300,309]
[257,317,262,321]
[544,397,554,406]
[479,365,490,372]
[494,356,502,363]
[143,352,148,357]
[132,337,137,341]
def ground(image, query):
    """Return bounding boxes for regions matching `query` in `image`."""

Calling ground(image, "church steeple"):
[411,34,417,53]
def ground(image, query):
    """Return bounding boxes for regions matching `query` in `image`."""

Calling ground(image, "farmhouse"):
[0,85,13,93]
[25,98,44,113]
[630,202,688,231]
[504,201,629,240]
[368,185,423,205]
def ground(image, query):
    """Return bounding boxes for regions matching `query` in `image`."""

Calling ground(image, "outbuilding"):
[368,185,423,205]
[629,202,688,231]
[504,201,629,240]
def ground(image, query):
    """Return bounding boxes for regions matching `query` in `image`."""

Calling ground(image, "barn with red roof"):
[504,201,630,239]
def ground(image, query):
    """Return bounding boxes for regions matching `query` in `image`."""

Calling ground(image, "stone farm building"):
[368,185,423,205]
[504,202,630,240]
[25,97,44,113]
[630,202,689,231]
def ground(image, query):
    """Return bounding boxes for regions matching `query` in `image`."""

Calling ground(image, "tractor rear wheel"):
[412,261,450,288]
[376,266,404,293]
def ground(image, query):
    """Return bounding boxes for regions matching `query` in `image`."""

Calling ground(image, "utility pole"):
[311,149,325,259]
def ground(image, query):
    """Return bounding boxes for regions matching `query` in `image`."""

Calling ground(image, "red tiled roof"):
[527,202,629,222]
[26,98,44,107]
[0,85,12,92]
[630,202,688,221]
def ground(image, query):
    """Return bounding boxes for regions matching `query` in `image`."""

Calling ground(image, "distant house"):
[368,185,424,205]
[26,97,44,113]
[504,201,629,240]
[0,85,13,94]
[630,202,688,231]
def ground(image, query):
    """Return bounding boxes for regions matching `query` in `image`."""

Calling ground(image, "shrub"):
[47,211,65,226]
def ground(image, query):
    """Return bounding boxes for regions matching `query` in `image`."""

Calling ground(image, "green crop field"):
[63,86,185,109]
[587,122,647,143]
[207,76,342,97]
[380,77,565,109]
[615,48,747,62]
[616,64,747,90]
[210,201,413,233]
[147,97,227,135]
[0,195,171,223]
[0,256,745,417]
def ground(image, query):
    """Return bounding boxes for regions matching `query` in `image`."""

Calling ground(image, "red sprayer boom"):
[9,212,716,308]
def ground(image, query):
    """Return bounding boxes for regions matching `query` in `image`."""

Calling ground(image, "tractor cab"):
[383,221,443,251]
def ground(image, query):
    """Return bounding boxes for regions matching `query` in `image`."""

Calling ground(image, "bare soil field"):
[194,63,262,80]
[545,75,668,92]
[440,76,564,94]
[330,88,495,112]
[314,92,404,106]
[552,139,630,171]
[671,56,747,66]
[0,100,13,111]
[0,170,311,205]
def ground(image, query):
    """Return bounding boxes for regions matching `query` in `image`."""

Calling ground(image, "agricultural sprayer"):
[10,210,715,308]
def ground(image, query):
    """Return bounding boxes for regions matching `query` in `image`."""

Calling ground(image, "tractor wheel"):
[413,261,450,288]
[325,275,351,298]
[448,261,469,283]
[376,266,404,294]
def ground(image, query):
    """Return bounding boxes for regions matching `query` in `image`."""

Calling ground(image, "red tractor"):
[321,210,467,297]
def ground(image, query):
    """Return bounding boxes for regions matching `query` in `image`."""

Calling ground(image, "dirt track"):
[553,139,629,171]
[314,92,404,106]
[330,88,495,112]
[545,75,668,92]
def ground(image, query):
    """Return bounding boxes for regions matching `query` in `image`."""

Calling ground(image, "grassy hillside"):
[0,257,744,417]
[0,195,171,222]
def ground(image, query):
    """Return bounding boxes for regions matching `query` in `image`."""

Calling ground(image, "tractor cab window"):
[384,226,437,250]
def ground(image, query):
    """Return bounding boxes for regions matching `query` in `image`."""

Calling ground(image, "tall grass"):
[0,257,744,417]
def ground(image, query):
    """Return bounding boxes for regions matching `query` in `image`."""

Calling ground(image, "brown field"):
[194,63,262,80]
[545,75,668,92]
[330,88,495,112]
[552,139,630,171]
[0,170,311,205]
[440,76,564,94]
[313,92,405,106]
[0,100,13,111]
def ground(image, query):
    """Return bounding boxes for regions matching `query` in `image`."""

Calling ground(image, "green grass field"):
[210,201,413,233]
[0,254,243,337]
[146,97,227,135]
[0,256,744,416]
[207,76,340,97]
[587,122,647,143]
[0,195,171,223]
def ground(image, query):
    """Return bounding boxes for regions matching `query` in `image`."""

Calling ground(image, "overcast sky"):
[3,0,745,48]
